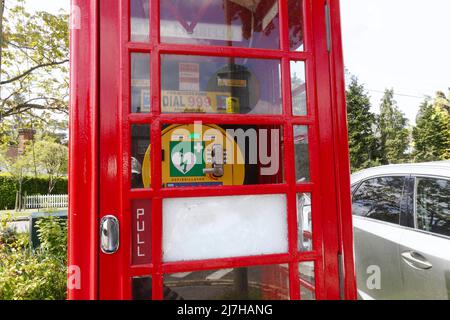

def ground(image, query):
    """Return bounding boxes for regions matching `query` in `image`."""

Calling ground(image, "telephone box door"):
[78,0,357,300]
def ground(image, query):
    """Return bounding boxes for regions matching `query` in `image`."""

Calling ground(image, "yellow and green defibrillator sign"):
[142,124,245,188]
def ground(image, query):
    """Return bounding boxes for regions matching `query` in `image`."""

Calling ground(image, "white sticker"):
[179,63,200,92]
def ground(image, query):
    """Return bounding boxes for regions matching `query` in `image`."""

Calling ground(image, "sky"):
[341,0,450,124]
[23,0,450,124]
[22,0,69,14]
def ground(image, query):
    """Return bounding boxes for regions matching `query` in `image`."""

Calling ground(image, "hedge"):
[0,175,68,210]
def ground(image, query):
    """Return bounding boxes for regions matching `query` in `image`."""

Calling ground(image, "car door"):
[398,176,450,300]
[352,176,407,300]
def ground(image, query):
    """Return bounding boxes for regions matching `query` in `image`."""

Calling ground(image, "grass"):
[0,208,67,220]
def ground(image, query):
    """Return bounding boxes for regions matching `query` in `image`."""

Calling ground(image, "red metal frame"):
[327,0,358,300]
[68,0,356,300]
[68,0,99,300]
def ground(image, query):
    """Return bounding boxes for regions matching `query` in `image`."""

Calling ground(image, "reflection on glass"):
[297,193,312,252]
[160,0,280,49]
[161,55,282,115]
[290,61,307,116]
[293,126,310,182]
[131,125,150,189]
[299,262,316,300]
[132,276,152,300]
[131,53,151,113]
[131,0,149,42]
[164,264,289,300]
[352,177,404,224]
[416,178,450,237]
[288,0,304,51]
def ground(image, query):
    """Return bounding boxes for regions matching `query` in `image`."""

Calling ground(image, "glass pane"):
[290,61,307,116]
[163,194,288,262]
[131,199,152,265]
[160,0,280,49]
[297,193,312,252]
[288,0,304,51]
[131,53,151,113]
[161,55,282,115]
[131,124,150,189]
[131,0,149,42]
[416,178,449,237]
[155,124,283,188]
[299,262,316,300]
[132,276,152,300]
[352,176,405,224]
[164,264,289,300]
[293,126,310,182]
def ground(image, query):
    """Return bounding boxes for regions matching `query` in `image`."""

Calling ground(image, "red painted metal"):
[98,0,126,299]
[327,0,358,300]
[310,0,342,300]
[68,0,99,300]
[69,0,356,300]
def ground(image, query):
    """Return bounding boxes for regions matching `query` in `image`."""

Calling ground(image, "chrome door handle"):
[401,251,432,270]
[100,215,120,254]
[203,144,224,177]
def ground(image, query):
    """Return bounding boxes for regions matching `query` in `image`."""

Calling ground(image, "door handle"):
[203,144,224,177]
[100,215,120,254]
[401,251,432,270]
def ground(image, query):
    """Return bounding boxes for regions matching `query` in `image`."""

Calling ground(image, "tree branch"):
[1,101,68,119]
[0,59,69,85]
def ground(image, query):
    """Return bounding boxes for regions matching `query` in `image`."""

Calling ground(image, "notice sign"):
[162,90,232,113]
[179,63,200,91]
[218,78,247,88]
[169,141,205,177]
[132,199,152,265]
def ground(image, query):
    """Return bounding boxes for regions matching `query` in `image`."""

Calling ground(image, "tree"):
[0,142,32,208]
[34,139,68,194]
[0,0,68,127]
[378,89,410,164]
[413,91,450,162]
[346,76,380,171]
[0,0,5,76]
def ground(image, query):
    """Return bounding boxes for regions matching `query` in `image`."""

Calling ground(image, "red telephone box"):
[69,0,356,300]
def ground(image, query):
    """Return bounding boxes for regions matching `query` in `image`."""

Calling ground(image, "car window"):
[416,177,450,237]
[352,176,406,224]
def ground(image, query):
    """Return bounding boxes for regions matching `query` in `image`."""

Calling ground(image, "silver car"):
[351,162,450,300]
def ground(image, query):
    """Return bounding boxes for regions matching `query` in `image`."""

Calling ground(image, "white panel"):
[163,194,288,262]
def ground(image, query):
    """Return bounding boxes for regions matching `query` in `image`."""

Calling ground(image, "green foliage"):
[0,216,67,300]
[413,91,450,162]
[346,76,381,171]
[378,89,411,164]
[0,175,68,210]
[0,135,68,208]
[34,138,68,193]
[0,142,33,191]
[0,213,18,245]
[35,217,67,258]
[0,175,16,209]
[1,0,69,133]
